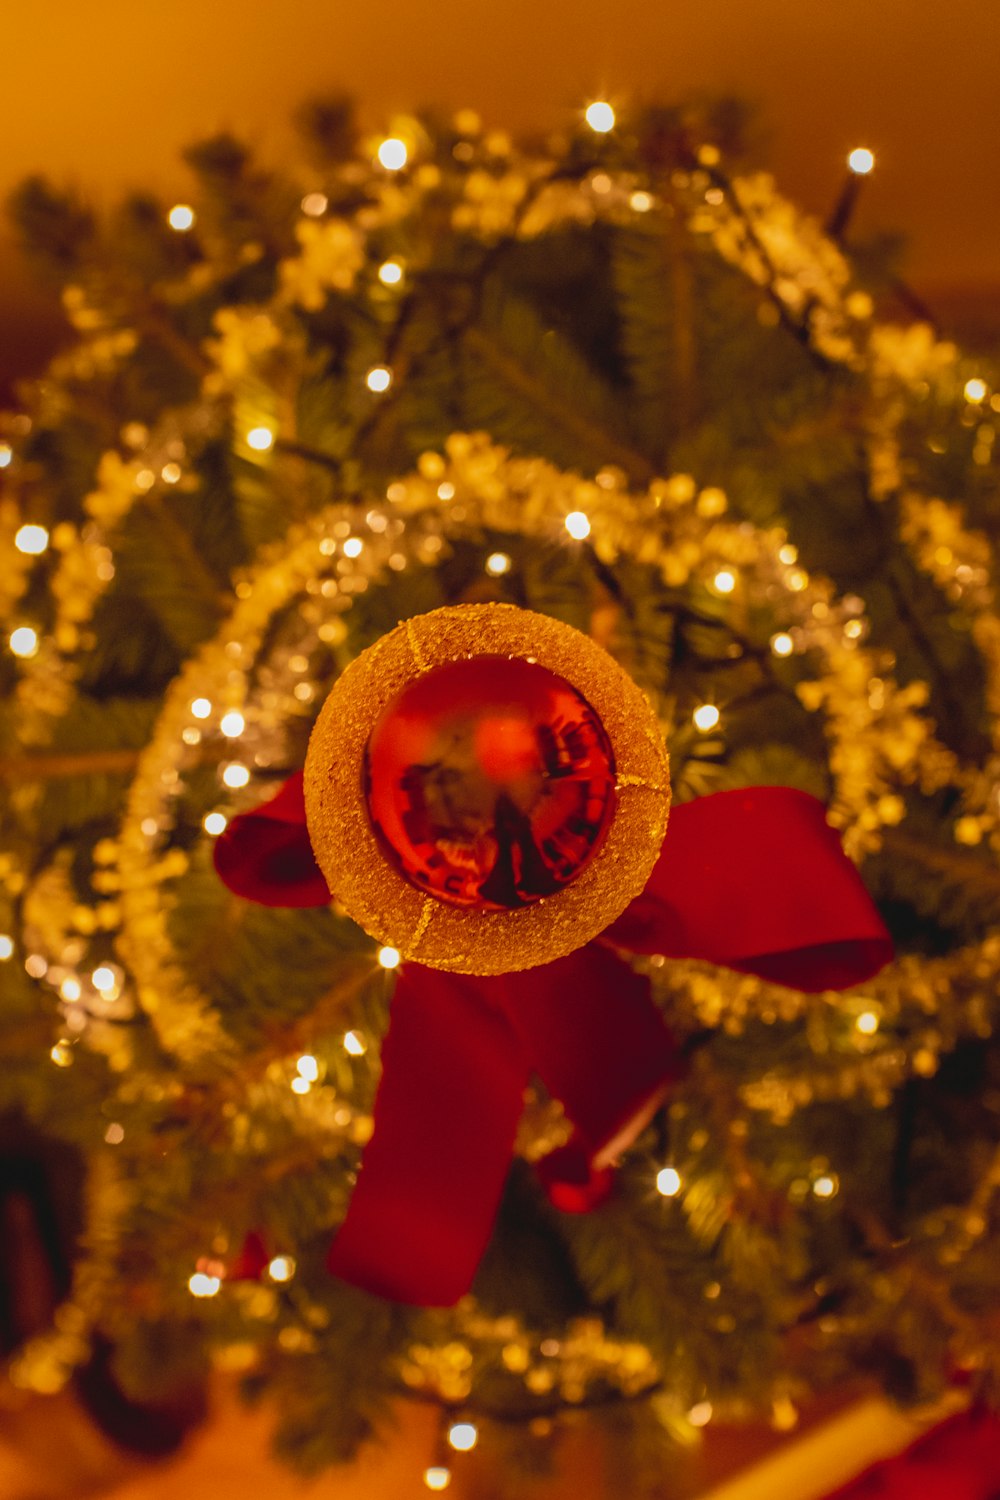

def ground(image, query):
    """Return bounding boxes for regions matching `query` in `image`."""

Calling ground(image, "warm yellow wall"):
[3,0,998,384]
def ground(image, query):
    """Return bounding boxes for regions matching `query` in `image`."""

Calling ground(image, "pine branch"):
[0,747,142,781]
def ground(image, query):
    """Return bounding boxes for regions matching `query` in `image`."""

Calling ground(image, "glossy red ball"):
[364,655,617,910]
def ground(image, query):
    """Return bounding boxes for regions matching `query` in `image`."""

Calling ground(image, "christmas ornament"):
[302,603,670,975]
[215,604,892,1306]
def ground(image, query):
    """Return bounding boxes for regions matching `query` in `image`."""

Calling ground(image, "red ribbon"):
[215,776,891,1305]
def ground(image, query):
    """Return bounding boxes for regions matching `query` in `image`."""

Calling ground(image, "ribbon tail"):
[213,772,332,907]
[492,947,684,1210]
[327,965,529,1305]
[606,787,892,992]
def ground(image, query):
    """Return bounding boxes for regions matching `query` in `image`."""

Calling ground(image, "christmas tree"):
[2,96,999,1493]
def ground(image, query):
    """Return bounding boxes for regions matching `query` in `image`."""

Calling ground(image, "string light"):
[50,1042,73,1067]
[296,1054,319,1082]
[565,511,591,540]
[377,137,409,171]
[0,936,13,961]
[770,632,794,657]
[203,812,227,836]
[692,703,720,732]
[104,1123,125,1145]
[965,378,988,404]
[188,1272,221,1297]
[712,569,736,594]
[15,524,49,555]
[855,1010,880,1035]
[221,763,250,789]
[366,366,393,393]
[161,462,182,484]
[0,443,12,467]
[378,260,404,286]
[423,1467,452,1492]
[92,965,119,994]
[301,192,328,217]
[167,204,195,232]
[485,552,511,576]
[437,482,455,501]
[291,1076,311,1095]
[191,697,212,719]
[812,1174,839,1199]
[246,426,274,452]
[220,710,245,737]
[847,148,875,175]
[656,1166,682,1197]
[688,1401,713,1427]
[447,1421,479,1452]
[585,101,615,134]
[344,1030,367,1056]
[59,977,82,1002]
[629,190,653,213]
[378,946,401,969]
[9,626,39,659]
[343,537,363,558]
[268,1255,296,1282]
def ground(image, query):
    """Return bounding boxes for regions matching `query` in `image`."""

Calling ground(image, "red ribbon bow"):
[215,776,891,1305]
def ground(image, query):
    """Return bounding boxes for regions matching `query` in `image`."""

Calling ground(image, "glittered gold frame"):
[304,603,670,975]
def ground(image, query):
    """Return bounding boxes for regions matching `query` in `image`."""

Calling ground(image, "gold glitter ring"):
[303,603,670,975]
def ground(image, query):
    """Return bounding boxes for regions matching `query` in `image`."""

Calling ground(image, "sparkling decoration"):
[304,604,670,974]
[364,655,618,911]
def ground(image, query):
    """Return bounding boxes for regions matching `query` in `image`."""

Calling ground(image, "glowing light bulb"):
[0,936,14,961]
[847,148,874,175]
[91,966,117,992]
[104,1123,125,1145]
[770,632,794,657]
[378,946,401,969]
[0,443,12,467]
[448,1421,479,1452]
[188,1272,221,1297]
[629,190,653,212]
[268,1255,296,1282]
[656,1167,682,1197]
[344,1029,367,1056]
[15,524,49,555]
[291,1076,311,1095]
[343,537,363,558]
[220,710,245,737]
[50,1042,73,1067]
[161,462,182,484]
[59,977,82,1002]
[191,698,212,720]
[297,1054,319,1082]
[437,481,455,501]
[378,260,404,285]
[485,552,511,576]
[712,570,736,594]
[366,366,393,393]
[203,812,228,836]
[9,626,39,659]
[855,1010,880,1035]
[565,511,591,540]
[688,1401,713,1427]
[168,204,196,232]
[246,426,274,452]
[424,1468,452,1492]
[301,192,328,217]
[222,763,250,789]
[812,1174,838,1199]
[693,704,720,732]
[965,378,988,404]
[377,137,409,171]
[585,101,616,133]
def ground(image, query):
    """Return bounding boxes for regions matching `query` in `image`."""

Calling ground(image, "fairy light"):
[15,524,49,555]
[378,260,404,286]
[344,1029,367,1056]
[437,482,455,501]
[847,148,874,175]
[268,1255,295,1283]
[693,703,720,732]
[246,426,274,452]
[296,1054,319,1083]
[301,192,328,217]
[447,1421,479,1452]
[378,946,401,969]
[10,626,39,659]
[656,1166,682,1197]
[377,137,408,171]
[0,936,13,961]
[855,1010,880,1035]
[343,537,363,558]
[485,552,511,576]
[965,378,988,404]
[366,366,393,393]
[812,1174,839,1199]
[688,1401,713,1427]
[191,699,212,721]
[565,511,591,540]
[291,1076,311,1095]
[770,632,795,657]
[188,1272,221,1297]
[712,569,736,594]
[203,812,228,836]
[629,190,653,212]
[161,462,182,484]
[50,1042,73,1067]
[168,204,196,231]
[25,954,48,979]
[91,965,118,993]
[423,1467,452,1492]
[104,1123,125,1145]
[220,710,246,737]
[222,763,250,789]
[0,443,12,467]
[585,101,615,133]
[59,977,82,1002]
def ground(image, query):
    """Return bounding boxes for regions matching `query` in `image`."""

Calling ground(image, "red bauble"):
[364,655,617,910]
